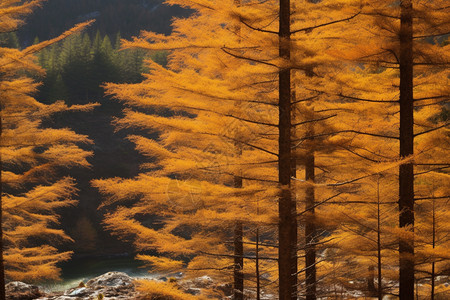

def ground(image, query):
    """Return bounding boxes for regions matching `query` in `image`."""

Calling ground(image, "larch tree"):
[94,1,449,299]
[0,0,95,295]
[310,59,405,297]
[94,0,367,298]
[319,0,450,298]
[290,73,405,298]
[95,1,280,298]
[288,6,362,296]
[215,1,360,298]
[271,0,362,297]
[415,180,450,299]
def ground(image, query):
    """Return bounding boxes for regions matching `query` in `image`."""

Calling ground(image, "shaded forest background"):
[19,0,190,44]
[7,0,189,257]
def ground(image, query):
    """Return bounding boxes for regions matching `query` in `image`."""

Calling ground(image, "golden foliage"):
[0,0,94,282]
[136,279,207,300]
[96,0,449,297]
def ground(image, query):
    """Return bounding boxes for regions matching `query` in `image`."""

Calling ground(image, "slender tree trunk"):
[234,221,244,300]
[0,111,5,300]
[278,1,297,299]
[255,196,261,300]
[234,176,244,300]
[377,177,383,300]
[302,67,317,300]
[290,89,299,300]
[398,0,414,299]
[232,2,244,293]
[255,227,260,300]
[368,266,376,297]
[232,1,244,296]
[431,199,435,300]
[431,261,435,300]
[305,151,316,300]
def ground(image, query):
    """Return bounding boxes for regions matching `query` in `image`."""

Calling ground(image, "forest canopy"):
[0,0,449,300]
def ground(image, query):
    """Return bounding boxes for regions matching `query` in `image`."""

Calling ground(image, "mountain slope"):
[19,0,190,45]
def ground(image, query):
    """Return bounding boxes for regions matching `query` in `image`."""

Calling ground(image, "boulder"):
[37,272,139,300]
[7,271,224,300]
[86,272,134,288]
[67,287,88,296]
[190,275,214,289]
[6,281,42,300]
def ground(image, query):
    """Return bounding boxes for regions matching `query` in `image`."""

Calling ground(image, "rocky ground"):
[6,271,233,300]
[6,272,143,300]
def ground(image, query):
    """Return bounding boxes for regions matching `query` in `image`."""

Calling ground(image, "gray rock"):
[37,272,139,299]
[6,281,42,300]
[86,272,134,288]
[9,271,223,300]
[39,297,75,300]
[67,287,88,296]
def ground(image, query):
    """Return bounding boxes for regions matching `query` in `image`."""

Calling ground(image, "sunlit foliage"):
[93,0,449,299]
[0,0,95,282]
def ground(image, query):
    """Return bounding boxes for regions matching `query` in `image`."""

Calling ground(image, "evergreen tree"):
[35,31,158,103]
[0,32,20,49]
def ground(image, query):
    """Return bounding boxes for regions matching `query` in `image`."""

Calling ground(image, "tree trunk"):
[377,177,383,300]
[256,227,261,300]
[431,199,436,300]
[234,176,244,300]
[368,266,377,297]
[234,221,244,300]
[0,111,5,299]
[278,0,297,299]
[398,0,414,299]
[305,152,316,300]
[255,195,261,300]
[232,1,244,298]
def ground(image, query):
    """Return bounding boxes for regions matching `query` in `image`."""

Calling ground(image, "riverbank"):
[6,271,232,299]
[6,272,140,300]
[40,254,155,292]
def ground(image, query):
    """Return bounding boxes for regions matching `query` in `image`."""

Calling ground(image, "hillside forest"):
[0,0,449,300]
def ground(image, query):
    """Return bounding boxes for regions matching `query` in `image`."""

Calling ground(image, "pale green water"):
[41,255,159,292]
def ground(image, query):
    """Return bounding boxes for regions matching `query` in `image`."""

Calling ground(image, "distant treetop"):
[18,0,191,46]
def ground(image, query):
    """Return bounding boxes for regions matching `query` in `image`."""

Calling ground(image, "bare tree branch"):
[222,47,279,68]
[292,114,337,127]
[414,122,449,137]
[291,12,360,34]
[240,19,278,35]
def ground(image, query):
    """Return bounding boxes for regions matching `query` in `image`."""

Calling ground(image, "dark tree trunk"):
[368,266,377,297]
[377,248,382,300]
[430,263,435,300]
[232,1,244,298]
[398,0,414,299]
[234,221,244,300]
[305,152,316,300]
[431,199,436,300]
[377,179,383,300]
[0,112,5,300]
[255,227,261,300]
[234,176,244,300]
[255,193,261,300]
[278,0,297,299]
